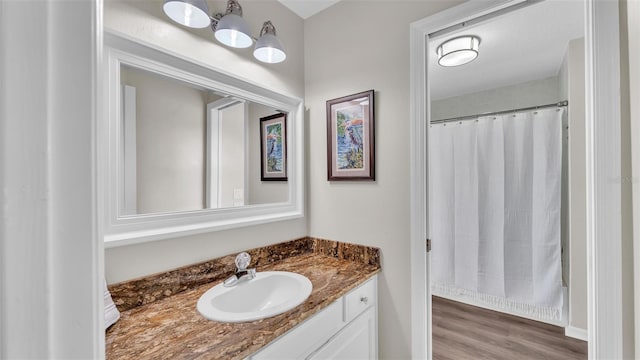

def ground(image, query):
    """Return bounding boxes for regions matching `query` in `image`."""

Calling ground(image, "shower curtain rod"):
[431,100,568,125]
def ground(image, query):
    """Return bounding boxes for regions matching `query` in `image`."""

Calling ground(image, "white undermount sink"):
[197,271,313,323]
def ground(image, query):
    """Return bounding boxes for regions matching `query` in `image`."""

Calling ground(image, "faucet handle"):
[235,252,251,271]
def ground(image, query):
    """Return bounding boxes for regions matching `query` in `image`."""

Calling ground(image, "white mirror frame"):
[101,32,304,247]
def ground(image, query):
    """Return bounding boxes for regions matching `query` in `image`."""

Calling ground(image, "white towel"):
[104,279,120,329]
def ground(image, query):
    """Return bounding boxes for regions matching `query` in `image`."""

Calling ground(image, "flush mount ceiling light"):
[162,0,287,63]
[437,35,480,67]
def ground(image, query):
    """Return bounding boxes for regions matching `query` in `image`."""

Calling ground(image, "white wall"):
[104,0,306,283]
[304,1,462,358]
[121,66,206,214]
[431,76,561,121]
[247,102,289,204]
[1,2,50,355]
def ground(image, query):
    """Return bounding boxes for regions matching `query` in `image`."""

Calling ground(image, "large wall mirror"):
[102,32,304,247]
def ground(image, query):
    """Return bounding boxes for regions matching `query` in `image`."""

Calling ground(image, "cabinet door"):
[251,301,343,360]
[308,307,377,360]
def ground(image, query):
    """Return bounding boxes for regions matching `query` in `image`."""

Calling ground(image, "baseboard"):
[564,326,588,341]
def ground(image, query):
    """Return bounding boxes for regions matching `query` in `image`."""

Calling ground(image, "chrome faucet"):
[223,252,256,287]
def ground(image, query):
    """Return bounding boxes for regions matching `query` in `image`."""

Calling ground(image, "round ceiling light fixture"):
[436,35,480,67]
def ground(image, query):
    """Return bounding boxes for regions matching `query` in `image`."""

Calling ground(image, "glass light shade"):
[214,14,253,48]
[163,0,211,29]
[254,33,286,63]
[437,36,480,67]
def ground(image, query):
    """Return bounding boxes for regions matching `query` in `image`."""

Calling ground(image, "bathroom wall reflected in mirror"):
[119,64,289,216]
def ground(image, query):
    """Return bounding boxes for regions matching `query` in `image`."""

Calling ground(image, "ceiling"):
[429,0,584,100]
[275,1,584,100]
[277,0,341,19]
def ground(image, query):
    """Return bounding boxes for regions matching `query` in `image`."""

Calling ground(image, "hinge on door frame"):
[426,238,432,252]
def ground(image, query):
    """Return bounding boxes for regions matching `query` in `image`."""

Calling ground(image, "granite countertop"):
[106,239,380,360]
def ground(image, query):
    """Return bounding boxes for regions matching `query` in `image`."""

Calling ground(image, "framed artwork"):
[260,113,287,181]
[326,90,375,181]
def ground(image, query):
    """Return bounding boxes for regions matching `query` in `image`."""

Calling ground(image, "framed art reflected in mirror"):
[260,113,288,181]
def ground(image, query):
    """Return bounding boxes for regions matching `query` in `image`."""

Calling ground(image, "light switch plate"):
[233,189,244,201]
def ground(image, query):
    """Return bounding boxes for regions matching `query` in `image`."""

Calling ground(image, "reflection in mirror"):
[119,64,289,216]
[103,33,303,246]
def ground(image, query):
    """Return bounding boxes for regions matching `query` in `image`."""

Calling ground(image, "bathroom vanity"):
[106,238,380,360]
[102,33,380,360]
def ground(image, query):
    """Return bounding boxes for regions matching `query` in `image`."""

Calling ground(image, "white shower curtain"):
[430,108,564,321]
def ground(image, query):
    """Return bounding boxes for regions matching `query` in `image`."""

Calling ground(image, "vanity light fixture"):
[436,35,480,67]
[163,0,211,29]
[162,0,287,63]
[253,21,286,64]
[212,0,253,49]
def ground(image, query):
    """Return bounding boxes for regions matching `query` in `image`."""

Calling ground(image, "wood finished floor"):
[432,296,587,360]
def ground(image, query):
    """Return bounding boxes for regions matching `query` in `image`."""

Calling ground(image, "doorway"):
[409,0,624,358]
[428,1,586,357]
[206,98,249,209]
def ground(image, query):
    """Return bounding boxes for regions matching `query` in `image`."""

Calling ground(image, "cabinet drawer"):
[251,300,343,360]
[344,277,376,323]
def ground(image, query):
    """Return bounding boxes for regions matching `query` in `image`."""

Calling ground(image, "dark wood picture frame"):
[326,90,375,181]
[260,113,288,181]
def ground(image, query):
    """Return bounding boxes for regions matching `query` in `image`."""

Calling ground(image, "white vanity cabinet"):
[250,275,378,360]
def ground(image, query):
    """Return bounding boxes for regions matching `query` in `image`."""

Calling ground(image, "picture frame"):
[260,113,287,181]
[326,90,375,181]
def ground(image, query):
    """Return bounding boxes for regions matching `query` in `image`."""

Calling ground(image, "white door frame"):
[207,97,241,208]
[206,98,249,209]
[409,0,623,358]
[629,1,640,357]
[121,85,138,215]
